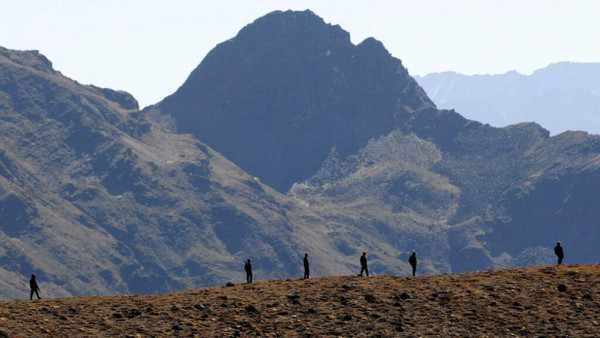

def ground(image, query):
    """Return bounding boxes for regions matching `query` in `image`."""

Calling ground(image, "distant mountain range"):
[415,63,600,135]
[1,10,600,299]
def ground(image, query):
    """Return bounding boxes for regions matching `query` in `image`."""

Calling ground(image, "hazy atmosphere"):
[2,0,599,107]
[3,3,600,335]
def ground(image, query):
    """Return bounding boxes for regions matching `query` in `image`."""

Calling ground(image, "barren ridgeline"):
[1,264,599,336]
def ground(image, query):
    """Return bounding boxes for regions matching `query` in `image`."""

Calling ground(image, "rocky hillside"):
[1,264,599,336]
[415,62,600,135]
[0,46,355,299]
[148,10,435,193]
[151,11,600,275]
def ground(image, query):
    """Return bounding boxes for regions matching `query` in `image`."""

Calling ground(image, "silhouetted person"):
[29,274,41,300]
[303,253,310,279]
[359,252,369,277]
[408,252,417,276]
[245,259,253,283]
[554,241,564,265]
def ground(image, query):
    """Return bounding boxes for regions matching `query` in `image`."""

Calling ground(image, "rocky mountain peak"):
[0,47,54,73]
[234,10,350,46]
[150,10,434,192]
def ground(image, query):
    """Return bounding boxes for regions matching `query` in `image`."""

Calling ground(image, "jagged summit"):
[234,10,350,45]
[0,47,54,73]
[150,10,433,192]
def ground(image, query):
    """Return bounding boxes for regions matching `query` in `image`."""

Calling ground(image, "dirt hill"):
[1,264,598,337]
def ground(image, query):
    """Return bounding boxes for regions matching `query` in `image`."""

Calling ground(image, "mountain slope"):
[151,10,600,274]
[0,46,352,299]
[1,264,599,336]
[148,10,435,193]
[415,63,600,135]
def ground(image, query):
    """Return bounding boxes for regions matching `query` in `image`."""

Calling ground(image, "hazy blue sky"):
[2,0,598,107]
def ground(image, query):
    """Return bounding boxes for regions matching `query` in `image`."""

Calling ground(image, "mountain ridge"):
[415,62,600,135]
[0,44,357,299]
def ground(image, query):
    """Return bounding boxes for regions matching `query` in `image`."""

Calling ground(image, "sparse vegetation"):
[1,265,599,336]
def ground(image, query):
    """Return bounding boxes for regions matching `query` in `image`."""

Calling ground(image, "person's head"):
[31,274,36,279]
[557,241,561,246]
[305,253,308,257]
[412,251,416,256]
[362,252,366,256]
[247,259,251,263]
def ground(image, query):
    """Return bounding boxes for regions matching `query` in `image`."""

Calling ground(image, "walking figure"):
[554,242,564,265]
[303,253,310,279]
[408,252,417,276]
[29,274,41,300]
[359,252,369,277]
[244,259,253,283]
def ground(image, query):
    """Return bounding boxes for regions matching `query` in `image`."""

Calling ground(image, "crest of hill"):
[1,264,599,336]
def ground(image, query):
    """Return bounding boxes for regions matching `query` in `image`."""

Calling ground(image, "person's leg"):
[35,290,41,299]
[30,289,34,300]
[365,267,369,277]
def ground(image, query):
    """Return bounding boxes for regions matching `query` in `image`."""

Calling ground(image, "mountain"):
[2,10,600,301]
[414,62,600,135]
[2,264,599,336]
[147,10,434,193]
[0,46,354,299]
[150,10,600,275]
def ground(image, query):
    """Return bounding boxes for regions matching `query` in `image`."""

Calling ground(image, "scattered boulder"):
[126,308,141,318]
[364,294,377,303]
[245,305,258,313]
[286,294,301,305]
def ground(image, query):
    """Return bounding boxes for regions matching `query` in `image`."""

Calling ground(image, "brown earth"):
[1,264,599,337]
